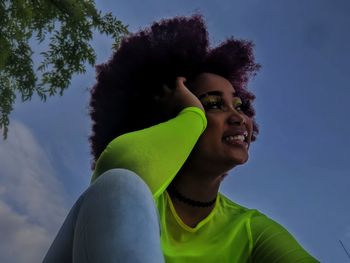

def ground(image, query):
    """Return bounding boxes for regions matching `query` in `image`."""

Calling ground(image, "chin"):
[219,158,247,171]
[229,154,249,166]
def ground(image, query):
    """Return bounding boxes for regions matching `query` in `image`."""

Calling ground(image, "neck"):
[170,170,222,203]
[167,186,217,207]
[171,156,231,199]
[167,163,228,227]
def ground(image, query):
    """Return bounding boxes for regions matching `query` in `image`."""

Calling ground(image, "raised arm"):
[91,77,206,199]
[91,106,206,199]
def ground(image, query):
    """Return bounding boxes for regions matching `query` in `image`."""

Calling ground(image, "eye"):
[233,97,243,112]
[200,96,224,111]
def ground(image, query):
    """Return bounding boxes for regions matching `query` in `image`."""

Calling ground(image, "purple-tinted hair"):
[89,14,260,169]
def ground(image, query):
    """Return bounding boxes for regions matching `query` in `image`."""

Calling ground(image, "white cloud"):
[0,200,51,263]
[0,121,68,263]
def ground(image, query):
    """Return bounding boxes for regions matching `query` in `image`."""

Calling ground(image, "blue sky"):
[0,0,349,262]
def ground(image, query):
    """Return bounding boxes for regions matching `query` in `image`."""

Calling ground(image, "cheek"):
[245,117,254,138]
[246,116,253,128]
[201,117,223,142]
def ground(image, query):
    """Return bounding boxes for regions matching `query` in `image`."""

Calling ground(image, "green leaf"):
[0,0,128,139]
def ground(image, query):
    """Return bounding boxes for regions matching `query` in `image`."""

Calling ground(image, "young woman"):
[43,15,319,262]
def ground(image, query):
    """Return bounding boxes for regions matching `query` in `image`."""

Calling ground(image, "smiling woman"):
[189,73,253,169]
[42,14,319,263]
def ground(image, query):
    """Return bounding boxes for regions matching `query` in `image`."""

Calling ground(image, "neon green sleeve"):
[250,214,319,262]
[91,106,207,199]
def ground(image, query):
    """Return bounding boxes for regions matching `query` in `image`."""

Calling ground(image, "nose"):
[226,109,246,125]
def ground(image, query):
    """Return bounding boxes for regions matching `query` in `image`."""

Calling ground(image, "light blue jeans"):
[42,169,165,263]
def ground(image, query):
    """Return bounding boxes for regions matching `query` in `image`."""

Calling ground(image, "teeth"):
[224,135,245,142]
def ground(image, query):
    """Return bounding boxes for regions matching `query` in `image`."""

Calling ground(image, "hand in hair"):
[153,77,205,116]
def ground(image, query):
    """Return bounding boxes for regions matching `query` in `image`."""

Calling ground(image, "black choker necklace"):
[167,187,217,208]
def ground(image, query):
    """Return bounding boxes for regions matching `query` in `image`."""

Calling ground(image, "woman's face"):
[190,72,253,171]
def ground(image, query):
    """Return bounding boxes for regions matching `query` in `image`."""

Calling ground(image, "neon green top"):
[92,107,319,262]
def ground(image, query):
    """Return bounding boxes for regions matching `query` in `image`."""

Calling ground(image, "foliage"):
[0,0,128,138]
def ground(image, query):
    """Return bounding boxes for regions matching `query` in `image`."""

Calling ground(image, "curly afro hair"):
[89,14,260,169]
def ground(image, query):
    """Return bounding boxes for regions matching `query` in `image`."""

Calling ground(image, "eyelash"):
[202,97,244,112]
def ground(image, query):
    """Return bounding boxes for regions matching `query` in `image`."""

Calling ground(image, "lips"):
[222,136,248,148]
[222,129,249,148]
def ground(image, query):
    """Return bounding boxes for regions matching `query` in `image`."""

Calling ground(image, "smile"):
[223,135,248,148]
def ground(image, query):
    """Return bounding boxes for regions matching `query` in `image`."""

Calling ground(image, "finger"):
[175,76,187,88]
[176,77,186,86]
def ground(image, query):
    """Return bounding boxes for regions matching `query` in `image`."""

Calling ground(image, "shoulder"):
[217,193,278,234]
[217,194,319,261]
[218,194,285,233]
[218,192,263,218]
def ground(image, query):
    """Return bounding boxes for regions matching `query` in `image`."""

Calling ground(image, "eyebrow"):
[198,91,236,100]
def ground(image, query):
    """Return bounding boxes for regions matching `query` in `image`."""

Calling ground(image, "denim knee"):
[90,168,154,203]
